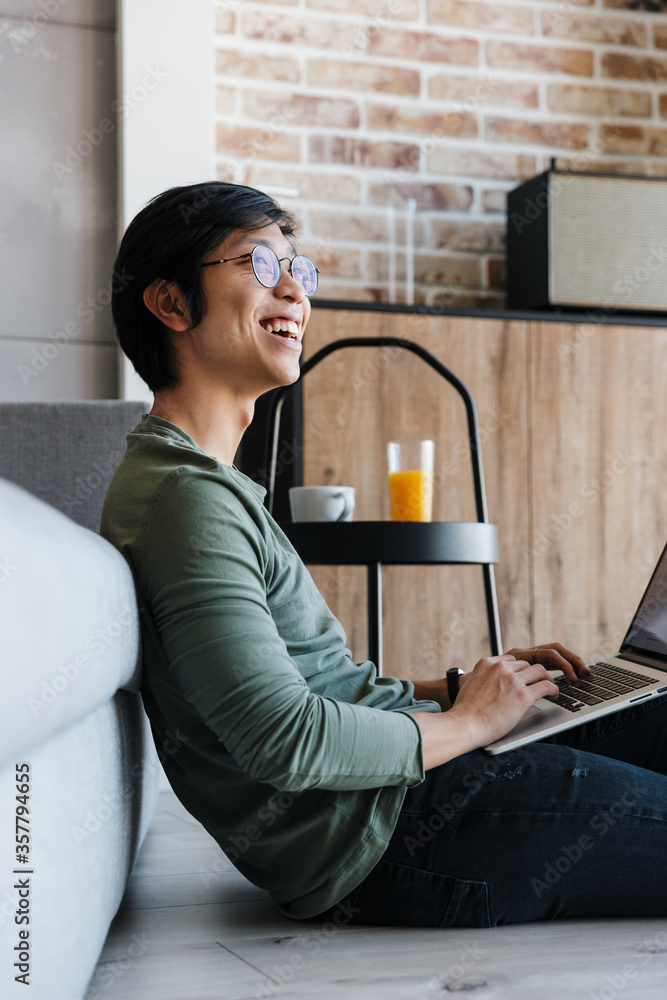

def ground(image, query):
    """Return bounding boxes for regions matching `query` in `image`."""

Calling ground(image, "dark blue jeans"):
[324,694,667,927]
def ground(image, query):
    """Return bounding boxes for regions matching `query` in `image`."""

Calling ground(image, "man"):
[102,181,667,927]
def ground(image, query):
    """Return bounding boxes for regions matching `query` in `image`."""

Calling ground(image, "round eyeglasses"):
[201,245,319,297]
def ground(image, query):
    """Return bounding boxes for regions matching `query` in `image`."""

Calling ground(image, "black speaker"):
[507,167,667,313]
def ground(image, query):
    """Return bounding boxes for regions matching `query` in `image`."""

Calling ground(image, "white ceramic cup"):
[289,486,355,523]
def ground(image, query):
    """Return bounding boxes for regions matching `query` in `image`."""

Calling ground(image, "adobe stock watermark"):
[0,0,71,56]
[433,277,469,307]
[214,108,299,192]
[253,438,304,494]
[522,449,640,562]
[403,757,501,857]
[509,118,624,238]
[17,268,133,386]
[76,932,152,1000]
[60,450,123,516]
[584,565,667,666]
[199,788,304,886]
[530,776,650,899]
[297,232,336,278]
[254,901,360,999]
[411,611,478,678]
[382,75,505,187]
[128,727,192,789]
[26,600,136,718]
[437,407,510,479]
[51,67,169,181]
[339,0,404,61]
[70,728,189,846]
[240,108,297,159]
[0,555,17,584]
[588,929,667,1000]
[413,942,486,999]
[181,111,301,222]
[558,240,667,360]
[544,0,614,34]
[312,564,355,603]
[350,344,402,391]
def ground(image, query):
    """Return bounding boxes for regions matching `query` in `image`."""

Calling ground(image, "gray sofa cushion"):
[0,476,160,1000]
[1,695,159,1000]
[0,478,145,764]
[0,400,146,531]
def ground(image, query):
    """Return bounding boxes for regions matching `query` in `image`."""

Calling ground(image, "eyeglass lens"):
[251,246,318,296]
[291,256,317,295]
[252,247,278,288]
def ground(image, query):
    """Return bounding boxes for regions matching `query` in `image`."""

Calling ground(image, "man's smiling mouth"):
[260,318,299,340]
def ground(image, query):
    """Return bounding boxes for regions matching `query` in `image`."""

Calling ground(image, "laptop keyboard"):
[552,661,653,713]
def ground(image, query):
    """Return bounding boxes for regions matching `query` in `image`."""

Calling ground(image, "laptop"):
[484,540,667,754]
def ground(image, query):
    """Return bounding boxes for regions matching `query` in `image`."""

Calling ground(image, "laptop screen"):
[622,540,667,661]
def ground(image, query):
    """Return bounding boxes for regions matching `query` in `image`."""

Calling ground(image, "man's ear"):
[143,279,191,332]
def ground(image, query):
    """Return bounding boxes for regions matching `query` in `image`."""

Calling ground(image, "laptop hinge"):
[617,650,667,670]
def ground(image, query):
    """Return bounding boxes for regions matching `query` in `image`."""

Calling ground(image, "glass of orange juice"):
[387,440,434,522]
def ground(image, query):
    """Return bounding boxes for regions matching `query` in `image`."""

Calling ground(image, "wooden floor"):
[92,786,667,1000]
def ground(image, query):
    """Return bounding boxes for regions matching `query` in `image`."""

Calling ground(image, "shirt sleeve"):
[137,469,426,794]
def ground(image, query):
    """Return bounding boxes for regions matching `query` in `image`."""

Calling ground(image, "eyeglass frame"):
[200,245,319,296]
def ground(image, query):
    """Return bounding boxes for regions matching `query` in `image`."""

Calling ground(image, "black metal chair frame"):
[264,336,502,672]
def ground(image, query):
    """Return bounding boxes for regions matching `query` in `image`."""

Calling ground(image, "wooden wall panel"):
[529,321,667,660]
[301,308,531,680]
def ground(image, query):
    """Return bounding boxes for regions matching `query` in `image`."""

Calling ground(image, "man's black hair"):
[111,181,296,393]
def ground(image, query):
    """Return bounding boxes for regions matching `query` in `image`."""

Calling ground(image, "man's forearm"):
[411,711,480,770]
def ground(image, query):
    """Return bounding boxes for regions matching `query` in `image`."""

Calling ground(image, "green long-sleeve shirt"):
[100,415,441,918]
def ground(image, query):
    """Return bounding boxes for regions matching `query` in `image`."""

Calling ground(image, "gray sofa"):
[0,401,160,1000]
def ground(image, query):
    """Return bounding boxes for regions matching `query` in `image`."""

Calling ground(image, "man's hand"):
[412,651,563,767]
[412,639,586,712]
[504,642,591,683]
[411,640,590,766]
[410,641,591,767]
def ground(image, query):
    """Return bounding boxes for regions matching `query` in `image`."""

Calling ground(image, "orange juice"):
[389,469,434,521]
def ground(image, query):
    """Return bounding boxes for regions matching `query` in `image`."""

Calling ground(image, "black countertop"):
[311,298,667,329]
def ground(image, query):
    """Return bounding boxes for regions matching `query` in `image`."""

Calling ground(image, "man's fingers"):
[533,678,561,701]
[510,662,560,697]
[499,660,561,694]
[523,664,560,688]
[544,642,588,673]
[533,648,576,679]
[533,643,590,680]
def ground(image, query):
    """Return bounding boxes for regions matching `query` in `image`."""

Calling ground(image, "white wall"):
[0,0,118,400]
[117,0,214,403]
[0,0,214,404]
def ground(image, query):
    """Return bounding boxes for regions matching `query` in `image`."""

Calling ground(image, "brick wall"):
[214,0,667,307]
